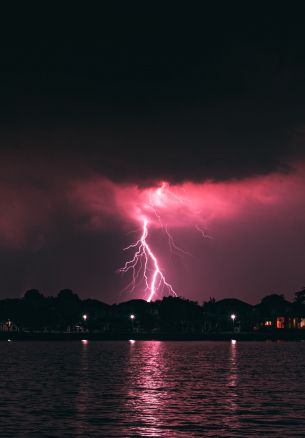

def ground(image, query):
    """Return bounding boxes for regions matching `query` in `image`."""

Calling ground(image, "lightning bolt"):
[195,225,214,240]
[118,182,212,302]
[118,218,177,302]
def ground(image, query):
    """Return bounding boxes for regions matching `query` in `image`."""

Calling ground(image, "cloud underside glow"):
[0,162,304,302]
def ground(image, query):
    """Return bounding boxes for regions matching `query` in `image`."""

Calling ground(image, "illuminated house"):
[255,294,305,330]
[286,300,305,329]
[288,317,305,329]
[0,319,19,332]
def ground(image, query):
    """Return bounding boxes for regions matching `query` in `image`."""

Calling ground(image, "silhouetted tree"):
[294,288,305,304]
[55,290,82,328]
[20,290,47,329]
[23,289,44,301]
[57,289,80,302]
[159,296,202,332]
[202,297,217,313]
[258,294,288,313]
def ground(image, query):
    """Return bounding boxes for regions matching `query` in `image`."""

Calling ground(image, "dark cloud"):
[0,105,302,187]
[0,4,305,184]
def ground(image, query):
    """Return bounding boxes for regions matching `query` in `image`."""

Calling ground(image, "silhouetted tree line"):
[1,288,305,334]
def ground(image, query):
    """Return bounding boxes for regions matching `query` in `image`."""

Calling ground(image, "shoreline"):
[1,331,305,341]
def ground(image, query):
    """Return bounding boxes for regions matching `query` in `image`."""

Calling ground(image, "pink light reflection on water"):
[126,341,167,436]
[223,341,240,432]
[75,339,90,435]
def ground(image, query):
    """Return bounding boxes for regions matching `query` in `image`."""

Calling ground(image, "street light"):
[130,314,135,333]
[82,314,87,322]
[231,314,236,332]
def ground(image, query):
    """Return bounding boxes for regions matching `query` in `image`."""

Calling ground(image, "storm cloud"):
[0,5,305,303]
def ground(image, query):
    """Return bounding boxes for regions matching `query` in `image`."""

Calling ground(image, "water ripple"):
[0,341,305,436]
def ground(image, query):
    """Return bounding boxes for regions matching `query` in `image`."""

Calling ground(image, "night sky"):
[1,5,305,303]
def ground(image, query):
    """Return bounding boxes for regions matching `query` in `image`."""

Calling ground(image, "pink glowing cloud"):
[69,163,305,232]
[65,163,305,301]
[0,162,304,249]
[0,159,304,302]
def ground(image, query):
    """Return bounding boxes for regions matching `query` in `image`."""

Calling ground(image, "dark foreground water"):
[0,341,305,437]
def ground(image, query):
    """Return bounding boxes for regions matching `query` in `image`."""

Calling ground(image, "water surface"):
[0,341,304,437]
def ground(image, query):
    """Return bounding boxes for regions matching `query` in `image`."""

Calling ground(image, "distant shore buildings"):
[0,319,19,333]
[0,288,305,336]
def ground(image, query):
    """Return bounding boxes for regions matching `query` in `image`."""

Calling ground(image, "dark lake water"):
[0,341,305,437]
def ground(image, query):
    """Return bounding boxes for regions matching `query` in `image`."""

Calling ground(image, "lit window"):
[300,319,305,328]
[276,317,285,329]
[264,320,272,326]
[290,318,297,329]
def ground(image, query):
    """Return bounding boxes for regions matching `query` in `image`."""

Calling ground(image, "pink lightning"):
[118,181,210,301]
[119,218,177,302]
